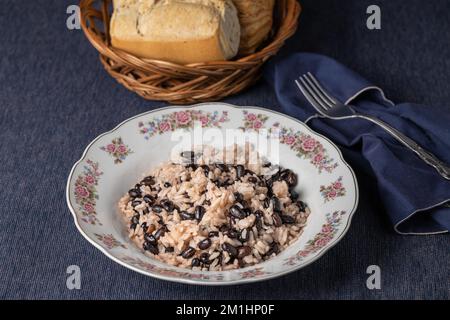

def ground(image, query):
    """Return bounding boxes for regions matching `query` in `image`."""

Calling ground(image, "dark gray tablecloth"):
[0,0,448,299]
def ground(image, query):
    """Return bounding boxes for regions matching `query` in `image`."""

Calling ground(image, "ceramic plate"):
[66,102,358,285]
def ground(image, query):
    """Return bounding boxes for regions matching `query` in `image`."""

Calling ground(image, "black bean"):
[142,207,150,215]
[163,182,172,188]
[290,191,299,201]
[181,247,196,259]
[263,198,270,209]
[265,243,279,257]
[143,242,159,254]
[235,165,245,178]
[222,243,238,257]
[208,231,219,237]
[154,227,165,240]
[131,200,142,207]
[152,205,163,213]
[281,215,296,224]
[220,178,231,187]
[198,238,212,250]
[141,176,156,186]
[214,163,227,172]
[181,151,195,160]
[199,252,210,264]
[191,258,201,267]
[280,169,297,187]
[266,177,274,188]
[201,165,210,176]
[267,186,273,198]
[141,222,148,232]
[297,200,307,212]
[225,229,238,239]
[186,163,198,171]
[240,200,249,208]
[239,228,250,242]
[233,192,243,202]
[194,206,206,221]
[248,176,257,183]
[161,199,174,212]
[229,205,245,219]
[254,210,263,231]
[214,179,224,188]
[238,246,252,259]
[262,162,272,168]
[254,210,263,217]
[229,215,236,226]
[165,246,174,253]
[143,195,154,203]
[243,208,252,216]
[130,223,137,230]
[131,215,140,225]
[180,211,195,220]
[144,233,157,245]
[271,167,281,180]
[272,212,282,227]
[128,188,141,198]
[271,196,281,212]
[245,169,255,176]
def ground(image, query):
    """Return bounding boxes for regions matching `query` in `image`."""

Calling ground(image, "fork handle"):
[358,114,450,180]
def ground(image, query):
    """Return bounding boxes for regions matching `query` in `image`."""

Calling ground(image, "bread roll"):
[110,0,241,64]
[232,0,275,55]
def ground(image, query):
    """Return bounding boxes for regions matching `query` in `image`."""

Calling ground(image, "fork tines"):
[295,72,337,113]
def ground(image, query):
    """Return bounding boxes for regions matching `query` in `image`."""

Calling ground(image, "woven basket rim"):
[78,0,301,103]
[80,0,301,69]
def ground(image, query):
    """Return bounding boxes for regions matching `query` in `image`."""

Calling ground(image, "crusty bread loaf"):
[232,0,275,55]
[110,0,240,64]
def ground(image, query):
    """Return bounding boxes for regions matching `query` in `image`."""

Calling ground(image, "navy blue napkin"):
[264,53,450,235]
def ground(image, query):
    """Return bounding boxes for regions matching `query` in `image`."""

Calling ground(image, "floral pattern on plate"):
[74,159,103,225]
[320,176,346,202]
[94,233,127,249]
[121,256,225,281]
[272,123,339,173]
[239,267,269,279]
[138,110,230,140]
[241,110,269,131]
[283,210,347,266]
[100,137,133,164]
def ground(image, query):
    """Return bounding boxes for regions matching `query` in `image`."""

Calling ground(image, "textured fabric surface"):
[264,52,450,234]
[0,0,449,299]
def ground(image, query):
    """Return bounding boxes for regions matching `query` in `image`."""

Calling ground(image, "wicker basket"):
[80,0,301,104]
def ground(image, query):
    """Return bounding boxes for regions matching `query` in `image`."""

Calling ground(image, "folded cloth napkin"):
[264,52,450,235]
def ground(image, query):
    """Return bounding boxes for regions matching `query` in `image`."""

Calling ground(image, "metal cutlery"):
[295,72,450,180]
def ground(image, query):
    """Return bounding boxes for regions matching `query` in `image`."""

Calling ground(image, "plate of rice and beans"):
[67,103,358,285]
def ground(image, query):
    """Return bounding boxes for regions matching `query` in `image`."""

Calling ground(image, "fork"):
[295,72,450,180]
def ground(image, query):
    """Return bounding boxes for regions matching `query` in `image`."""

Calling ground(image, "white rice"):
[118,145,311,271]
